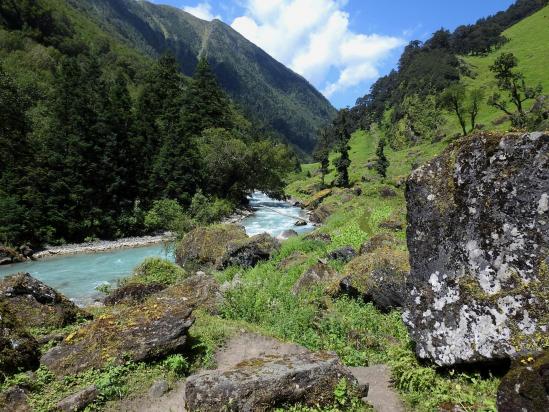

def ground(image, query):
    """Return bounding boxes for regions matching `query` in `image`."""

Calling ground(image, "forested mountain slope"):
[65,0,336,155]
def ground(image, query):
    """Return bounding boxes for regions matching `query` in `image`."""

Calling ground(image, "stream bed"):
[0,192,313,304]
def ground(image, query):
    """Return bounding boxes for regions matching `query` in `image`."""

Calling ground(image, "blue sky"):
[149,0,515,108]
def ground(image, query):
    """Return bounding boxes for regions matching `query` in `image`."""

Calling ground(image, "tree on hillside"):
[375,139,389,178]
[440,84,484,136]
[181,58,232,136]
[488,52,542,127]
[332,109,353,187]
[313,129,331,188]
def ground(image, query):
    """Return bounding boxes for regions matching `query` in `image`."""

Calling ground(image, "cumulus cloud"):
[231,0,404,99]
[183,2,221,21]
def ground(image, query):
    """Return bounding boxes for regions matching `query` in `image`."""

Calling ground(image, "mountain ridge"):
[66,0,336,156]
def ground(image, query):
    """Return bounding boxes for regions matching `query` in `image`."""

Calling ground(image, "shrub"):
[144,199,185,232]
[189,191,234,225]
[122,257,187,287]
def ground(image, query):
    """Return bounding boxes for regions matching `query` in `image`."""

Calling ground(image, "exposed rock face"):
[497,352,549,412]
[342,247,410,312]
[327,246,357,263]
[104,283,166,306]
[218,233,280,269]
[175,224,247,269]
[292,262,339,295]
[0,273,89,329]
[185,350,359,412]
[404,132,549,366]
[0,302,40,377]
[309,204,336,224]
[57,385,98,412]
[41,293,194,376]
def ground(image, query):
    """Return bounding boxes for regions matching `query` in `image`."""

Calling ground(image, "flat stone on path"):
[349,365,404,412]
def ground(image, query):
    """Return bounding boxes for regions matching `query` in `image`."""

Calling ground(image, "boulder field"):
[404,132,548,366]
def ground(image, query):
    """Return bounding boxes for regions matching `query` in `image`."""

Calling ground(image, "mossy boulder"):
[175,224,247,270]
[309,203,336,224]
[292,262,339,295]
[359,233,397,255]
[497,351,549,411]
[158,273,223,315]
[40,292,194,377]
[0,246,25,265]
[185,350,360,411]
[327,246,357,263]
[218,233,280,269]
[0,273,90,329]
[103,283,166,306]
[341,246,410,312]
[404,132,549,366]
[303,188,332,209]
[277,252,309,271]
[0,302,40,378]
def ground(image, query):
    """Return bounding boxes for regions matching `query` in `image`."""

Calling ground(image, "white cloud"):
[231,0,404,100]
[183,2,221,21]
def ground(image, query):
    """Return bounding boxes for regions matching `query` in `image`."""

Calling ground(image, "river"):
[0,192,313,305]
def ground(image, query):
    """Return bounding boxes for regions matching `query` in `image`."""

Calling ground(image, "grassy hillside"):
[458,5,549,131]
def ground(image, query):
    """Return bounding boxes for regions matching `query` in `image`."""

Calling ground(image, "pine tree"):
[375,139,389,178]
[332,109,353,187]
[181,57,232,136]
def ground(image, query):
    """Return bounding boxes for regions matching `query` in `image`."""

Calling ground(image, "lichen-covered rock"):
[217,233,279,269]
[0,273,90,329]
[175,224,248,270]
[40,292,194,376]
[303,188,332,209]
[327,246,357,263]
[304,232,332,244]
[103,283,166,306]
[404,132,549,366]
[184,351,359,412]
[342,246,410,312]
[292,262,339,295]
[0,385,31,412]
[497,351,549,412]
[159,273,223,315]
[0,302,40,377]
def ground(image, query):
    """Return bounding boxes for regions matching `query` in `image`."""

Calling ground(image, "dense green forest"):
[0,0,296,247]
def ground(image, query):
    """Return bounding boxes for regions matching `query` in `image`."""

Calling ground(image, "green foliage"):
[162,354,189,376]
[440,84,485,135]
[144,199,185,232]
[189,190,234,225]
[123,257,187,287]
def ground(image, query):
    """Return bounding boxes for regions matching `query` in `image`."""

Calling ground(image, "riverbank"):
[33,233,175,259]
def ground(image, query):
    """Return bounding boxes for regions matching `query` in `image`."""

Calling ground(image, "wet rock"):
[292,262,339,295]
[294,220,307,226]
[278,229,299,240]
[103,283,166,306]
[0,273,90,329]
[277,252,309,271]
[497,352,549,412]
[0,246,25,265]
[310,204,336,224]
[404,132,549,366]
[0,385,31,412]
[0,302,40,377]
[304,232,332,244]
[217,233,279,269]
[303,188,332,209]
[175,224,247,270]
[40,292,194,376]
[184,350,359,412]
[342,247,410,312]
[148,380,169,398]
[359,234,397,255]
[56,385,98,412]
[327,246,357,263]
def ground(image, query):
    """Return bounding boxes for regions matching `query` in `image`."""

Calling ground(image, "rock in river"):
[0,273,90,329]
[404,132,549,366]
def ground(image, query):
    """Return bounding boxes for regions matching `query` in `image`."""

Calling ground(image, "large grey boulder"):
[404,132,549,366]
[185,350,360,411]
[217,233,279,269]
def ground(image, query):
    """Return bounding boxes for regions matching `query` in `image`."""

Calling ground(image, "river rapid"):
[0,192,313,305]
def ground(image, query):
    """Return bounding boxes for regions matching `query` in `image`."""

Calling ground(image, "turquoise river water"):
[0,192,313,305]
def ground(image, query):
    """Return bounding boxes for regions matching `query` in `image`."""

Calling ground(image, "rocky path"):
[110,333,405,412]
[350,365,405,412]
